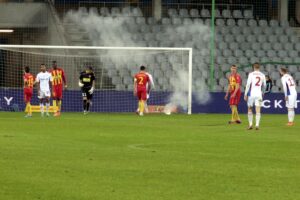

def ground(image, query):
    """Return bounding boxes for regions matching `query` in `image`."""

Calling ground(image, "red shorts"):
[229,91,241,105]
[52,85,63,99]
[137,89,147,101]
[24,88,33,103]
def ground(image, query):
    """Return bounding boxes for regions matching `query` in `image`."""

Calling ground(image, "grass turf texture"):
[0,112,299,200]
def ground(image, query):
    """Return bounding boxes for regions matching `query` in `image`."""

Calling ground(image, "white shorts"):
[286,94,297,109]
[247,96,263,107]
[38,90,51,99]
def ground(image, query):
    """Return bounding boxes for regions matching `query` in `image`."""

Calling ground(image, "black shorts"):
[82,87,93,100]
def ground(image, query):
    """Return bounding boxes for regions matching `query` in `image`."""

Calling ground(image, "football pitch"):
[0,112,299,200]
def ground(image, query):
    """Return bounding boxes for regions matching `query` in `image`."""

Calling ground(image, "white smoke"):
[65,8,211,112]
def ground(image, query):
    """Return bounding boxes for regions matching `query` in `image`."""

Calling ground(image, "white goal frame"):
[0,45,193,114]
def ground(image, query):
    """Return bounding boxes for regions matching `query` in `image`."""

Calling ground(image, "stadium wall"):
[0,89,299,114]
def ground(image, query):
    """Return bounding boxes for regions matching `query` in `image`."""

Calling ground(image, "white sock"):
[256,113,261,127]
[40,104,44,114]
[248,112,253,127]
[46,103,50,113]
[288,110,295,122]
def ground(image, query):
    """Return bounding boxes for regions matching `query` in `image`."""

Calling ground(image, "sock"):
[256,113,261,127]
[46,103,50,113]
[231,107,235,121]
[248,112,253,127]
[53,100,57,108]
[288,110,295,122]
[86,101,90,111]
[234,107,240,121]
[40,103,44,114]
[140,101,145,114]
[57,100,61,112]
[83,100,87,111]
[27,103,32,115]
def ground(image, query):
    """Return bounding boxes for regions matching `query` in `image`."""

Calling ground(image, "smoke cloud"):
[65,8,211,112]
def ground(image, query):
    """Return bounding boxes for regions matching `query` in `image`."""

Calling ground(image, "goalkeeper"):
[78,66,95,114]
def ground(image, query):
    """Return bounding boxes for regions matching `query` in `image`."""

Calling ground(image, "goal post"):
[0,45,193,114]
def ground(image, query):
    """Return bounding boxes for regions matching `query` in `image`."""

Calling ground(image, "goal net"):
[0,45,193,114]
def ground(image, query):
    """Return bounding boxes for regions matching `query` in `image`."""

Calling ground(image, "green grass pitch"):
[0,112,299,200]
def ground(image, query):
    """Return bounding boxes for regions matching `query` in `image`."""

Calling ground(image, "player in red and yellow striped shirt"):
[50,61,67,116]
[225,65,242,124]
[23,66,34,117]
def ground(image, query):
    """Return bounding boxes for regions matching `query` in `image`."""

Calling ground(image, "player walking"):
[23,66,34,117]
[78,66,95,115]
[244,63,266,130]
[224,65,242,124]
[50,61,67,117]
[280,68,298,126]
[35,64,53,117]
[136,70,154,113]
[134,66,150,116]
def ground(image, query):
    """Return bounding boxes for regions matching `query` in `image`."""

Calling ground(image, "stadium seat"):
[89,7,98,15]
[269,20,279,27]
[259,20,268,27]
[237,19,247,27]
[216,19,225,26]
[190,9,199,17]
[232,10,243,18]
[262,43,272,51]
[111,7,121,17]
[243,10,253,18]
[226,19,236,26]
[172,18,182,25]
[200,9,210,18]
[183,18,193,25]
[179,9,189,18]
[168,8,178,18]
[162,18,171,25]
[100,7,109,16]
[248,19,257,27]
[132,7,143,17]
[136,17,146,25]
[222,10,231,18]
[147,17,156,25]
[245,50,254,57]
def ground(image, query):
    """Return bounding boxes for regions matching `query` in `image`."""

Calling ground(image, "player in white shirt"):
[280,68,298,126]
[136,70,155,113]
[244,63,266,130]
[35,64,53,117]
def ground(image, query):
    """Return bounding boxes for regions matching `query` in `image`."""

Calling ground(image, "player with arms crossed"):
[280,68,298,126]
[224,65,242,124]
[50,61,67,117]
[78,66,95,115]
[35,64,53,117]
[134,66,150,116]
[244,63,266,130]
[23,66,34,117]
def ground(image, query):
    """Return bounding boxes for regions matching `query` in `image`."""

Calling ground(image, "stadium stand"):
[62,5,300,92]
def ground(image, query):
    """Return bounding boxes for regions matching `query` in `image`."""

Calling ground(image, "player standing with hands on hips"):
[244,63,266,130]
[50,61,67,117]
[280,68,297,126]
[78,66,95,115]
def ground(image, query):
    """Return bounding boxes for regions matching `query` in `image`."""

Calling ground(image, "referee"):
[78,66,96,114]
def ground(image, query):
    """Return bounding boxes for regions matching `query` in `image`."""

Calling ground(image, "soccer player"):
[136,70,155,113]
[23,66,34,117]
[280,68,298,126]
[50,61,67,117]
[78,66,95,115]
[244,63,266,130]
[134,66,150,116]
[224,65,242,124]
[35,64,53,117]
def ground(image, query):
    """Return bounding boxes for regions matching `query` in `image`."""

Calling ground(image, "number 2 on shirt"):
[255,76,261,86]
[138,77,144,85]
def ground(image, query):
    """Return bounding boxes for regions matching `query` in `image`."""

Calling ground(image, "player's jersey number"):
[255,76,261,86]
[138,77,144,85]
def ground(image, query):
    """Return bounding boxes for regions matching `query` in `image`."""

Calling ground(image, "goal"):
[0,45,193,114]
